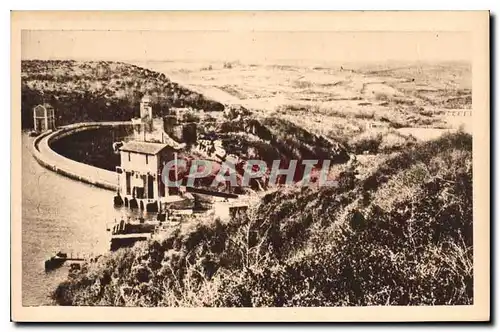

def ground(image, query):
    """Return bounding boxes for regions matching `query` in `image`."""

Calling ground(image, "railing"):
[443,110,472,117]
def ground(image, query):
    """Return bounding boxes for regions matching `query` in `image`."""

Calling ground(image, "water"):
[396,127,455,141]
[21,133,119,306]
[50,126,133,172]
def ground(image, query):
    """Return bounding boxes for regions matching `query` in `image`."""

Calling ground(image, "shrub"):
[349,131,384,154]
[20,60,224,129]
[51,133,472,307]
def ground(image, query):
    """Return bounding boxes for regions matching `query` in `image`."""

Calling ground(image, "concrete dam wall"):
[32,122,133,191]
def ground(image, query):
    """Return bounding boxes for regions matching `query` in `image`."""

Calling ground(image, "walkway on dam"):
[32,122,131,192]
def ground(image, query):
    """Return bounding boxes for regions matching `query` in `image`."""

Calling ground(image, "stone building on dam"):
[115,95,190,214]
[116,140,181,213]
[114,94,247,221]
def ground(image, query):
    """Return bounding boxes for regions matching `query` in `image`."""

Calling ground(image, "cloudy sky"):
[22,30,471,64]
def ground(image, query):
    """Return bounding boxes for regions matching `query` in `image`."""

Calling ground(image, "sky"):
[21,30,471,64]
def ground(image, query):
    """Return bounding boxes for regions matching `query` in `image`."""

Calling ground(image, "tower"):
[140,95,153,133]
[133,95,154,140]
[33,104,56,133]
[140,95,153,120]
[133,94,170,143]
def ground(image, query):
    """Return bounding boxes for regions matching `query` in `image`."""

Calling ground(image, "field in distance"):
[139,59,472,141]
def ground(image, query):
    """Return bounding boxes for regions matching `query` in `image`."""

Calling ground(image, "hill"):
[21,60,225,129]
[52,132,472,306]
[141,60,471,149]
[25,60,352,195]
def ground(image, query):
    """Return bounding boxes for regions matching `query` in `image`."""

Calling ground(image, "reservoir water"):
[21,133,119,306]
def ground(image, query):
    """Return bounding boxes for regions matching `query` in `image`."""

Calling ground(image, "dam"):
[23,121,151,305]
[31,121,133,192]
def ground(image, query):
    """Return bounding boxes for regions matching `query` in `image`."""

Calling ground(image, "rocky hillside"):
[53,132,472,306]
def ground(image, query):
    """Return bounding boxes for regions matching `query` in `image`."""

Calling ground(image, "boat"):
[44,252,68,271]
[44,251,85,272]
[55,251,67,258]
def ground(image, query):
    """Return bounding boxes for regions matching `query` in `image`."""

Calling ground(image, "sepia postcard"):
[11,11,490,322]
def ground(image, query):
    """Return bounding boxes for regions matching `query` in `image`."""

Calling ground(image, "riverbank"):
[22,133,119,305]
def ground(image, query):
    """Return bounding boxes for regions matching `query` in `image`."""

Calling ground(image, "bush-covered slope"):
[52,132,472,306]
[21,60,224,129]
[201,115,349,163]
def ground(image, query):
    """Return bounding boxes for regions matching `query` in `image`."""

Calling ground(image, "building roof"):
[120,141,171,155]
[34,103,54,110]
[141,95,152,102]
[34,104,55,117]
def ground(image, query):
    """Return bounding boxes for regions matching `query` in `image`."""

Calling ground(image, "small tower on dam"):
[132,94,178,144]
[132,95,155,141]
[131,94,197,146]
[140,94,153,120]
[33,104,56,133]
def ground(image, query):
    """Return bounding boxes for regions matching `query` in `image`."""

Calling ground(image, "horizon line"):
[20,57,471,65]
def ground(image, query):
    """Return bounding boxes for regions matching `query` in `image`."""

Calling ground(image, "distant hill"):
[21,60,224,129]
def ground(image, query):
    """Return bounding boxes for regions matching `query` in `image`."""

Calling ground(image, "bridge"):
[32,121,133,192]
[440,109,472,117]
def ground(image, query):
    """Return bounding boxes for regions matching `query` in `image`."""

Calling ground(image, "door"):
[126,172,131,195]
[158,171,165,197]
[147,175,154,199]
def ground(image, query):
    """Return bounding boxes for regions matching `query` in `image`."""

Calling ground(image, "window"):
[146,155,149,164]
[125,172,131,195]
[128,152,131,162]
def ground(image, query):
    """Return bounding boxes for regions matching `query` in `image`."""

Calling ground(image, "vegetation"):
[52,132,472,306]
[21,60,224,129]
[23,60,472,307]
[215,116,349,163]
[347,129,418,154]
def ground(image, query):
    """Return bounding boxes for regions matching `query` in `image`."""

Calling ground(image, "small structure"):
[172,122,197,146]
[131,95,197,145]
[443,109,472,117]
[116,140,181,212]
[132,95,156,141]
[365,121,390,131]
[140,95,153,120]
[212,199,249,221]
[44,251,85,272]
[165,108,198,145]
[33,104,56,133]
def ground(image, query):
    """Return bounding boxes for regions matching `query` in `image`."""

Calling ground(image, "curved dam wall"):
[50,124,134,172]
[32,122,133,191]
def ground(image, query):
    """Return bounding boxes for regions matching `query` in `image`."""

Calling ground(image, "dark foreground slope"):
[53,132,472,307]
